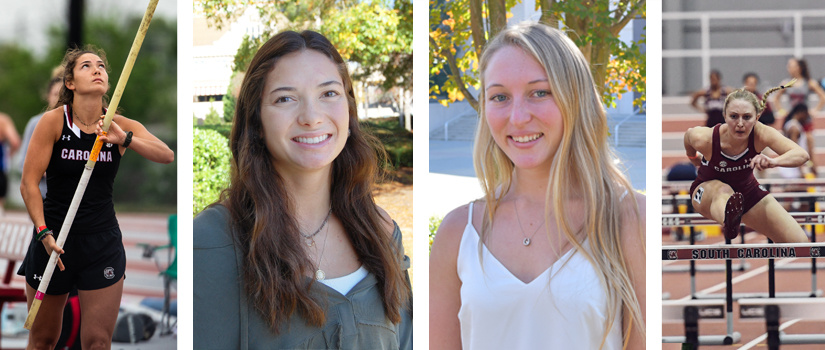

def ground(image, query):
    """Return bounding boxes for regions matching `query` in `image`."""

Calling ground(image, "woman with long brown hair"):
[19,45,174,349]
[193,30,411,349]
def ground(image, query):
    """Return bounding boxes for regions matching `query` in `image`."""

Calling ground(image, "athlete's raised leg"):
[691,180,744,239]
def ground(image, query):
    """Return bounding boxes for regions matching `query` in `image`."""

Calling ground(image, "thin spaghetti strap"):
[467,201,474,226]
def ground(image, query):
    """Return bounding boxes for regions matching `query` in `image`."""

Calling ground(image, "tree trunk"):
[488,0,507,39]
[469,0,486,55]
[590,40,611,97]
[538,0,558,27]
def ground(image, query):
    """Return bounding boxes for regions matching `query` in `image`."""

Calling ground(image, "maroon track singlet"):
[690,124,769,214]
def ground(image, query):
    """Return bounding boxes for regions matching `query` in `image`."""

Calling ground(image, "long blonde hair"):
[473,22,644,348]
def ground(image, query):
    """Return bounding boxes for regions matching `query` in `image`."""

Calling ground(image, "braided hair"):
[723,78,797,116]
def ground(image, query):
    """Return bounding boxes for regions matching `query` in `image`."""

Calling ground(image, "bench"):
[0,221,32,344]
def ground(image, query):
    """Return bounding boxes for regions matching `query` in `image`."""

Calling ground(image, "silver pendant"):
[306,238,314,247]
[315,269,325,280]
[523,238,531,246]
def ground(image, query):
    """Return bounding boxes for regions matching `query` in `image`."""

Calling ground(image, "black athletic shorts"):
[0,171,7,197]
[17,226,126,295]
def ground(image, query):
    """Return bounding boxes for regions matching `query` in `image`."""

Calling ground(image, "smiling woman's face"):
[259,49,349,174]
[483,45,564,173]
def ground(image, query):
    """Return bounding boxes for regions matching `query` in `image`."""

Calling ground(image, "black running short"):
[0,171,7,198]
[17,226,126,295]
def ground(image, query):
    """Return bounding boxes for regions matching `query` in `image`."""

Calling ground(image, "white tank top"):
[318,265,368,295]
[457,202,622,350]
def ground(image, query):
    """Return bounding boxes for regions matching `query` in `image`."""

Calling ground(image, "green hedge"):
[193,128,231,215]
[197,123,232,140]
[360,118,412,168]
[192,118,411,214]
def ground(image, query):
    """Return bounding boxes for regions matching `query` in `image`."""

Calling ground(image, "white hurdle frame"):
[738,298,825,349]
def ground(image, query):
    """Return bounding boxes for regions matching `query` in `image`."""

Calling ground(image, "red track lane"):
[663,230,825,349]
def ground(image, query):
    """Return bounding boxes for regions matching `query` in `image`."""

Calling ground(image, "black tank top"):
[704,88,727,127]
[44,105,121,234]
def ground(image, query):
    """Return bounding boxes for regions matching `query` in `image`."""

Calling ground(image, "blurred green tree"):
[197,0,412,93]
[0,15,177,209]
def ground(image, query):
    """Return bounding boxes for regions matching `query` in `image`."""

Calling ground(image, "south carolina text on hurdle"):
[662,243,825,260]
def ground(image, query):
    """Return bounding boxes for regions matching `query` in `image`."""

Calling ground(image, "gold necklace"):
[314,222,330,280]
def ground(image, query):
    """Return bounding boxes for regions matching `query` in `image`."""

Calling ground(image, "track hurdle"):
[662,242,825,348]
[738,298,825,349]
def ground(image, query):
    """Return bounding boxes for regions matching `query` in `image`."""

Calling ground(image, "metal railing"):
[663,9,825,87]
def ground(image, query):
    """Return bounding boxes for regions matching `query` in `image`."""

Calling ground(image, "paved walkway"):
[427,139,646,220]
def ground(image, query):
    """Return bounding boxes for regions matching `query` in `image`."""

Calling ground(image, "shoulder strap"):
[64,104,72,127]
[710,124,721,163]
[467,202,474,226]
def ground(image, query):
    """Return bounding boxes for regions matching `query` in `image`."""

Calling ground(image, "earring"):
[348,129,351,136]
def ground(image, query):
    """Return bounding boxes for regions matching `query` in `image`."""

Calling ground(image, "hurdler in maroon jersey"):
[690,124,769,215]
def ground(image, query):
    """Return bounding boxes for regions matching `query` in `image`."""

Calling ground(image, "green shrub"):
[204,104,222,125]
[197,123,233,139]
[361,117,412,168]
[193,128,231,215]
[223,89,236,123]
[429,215,442,253]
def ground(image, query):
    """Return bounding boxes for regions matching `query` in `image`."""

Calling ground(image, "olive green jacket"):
[193,205,412,350]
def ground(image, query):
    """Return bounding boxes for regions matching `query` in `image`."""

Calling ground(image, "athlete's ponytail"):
[723,78,796,116]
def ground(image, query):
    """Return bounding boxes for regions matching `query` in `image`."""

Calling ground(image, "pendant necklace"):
[514,200,545,246]
[314,220,330,280]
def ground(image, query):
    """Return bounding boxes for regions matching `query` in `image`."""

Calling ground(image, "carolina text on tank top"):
[43,105,122,234]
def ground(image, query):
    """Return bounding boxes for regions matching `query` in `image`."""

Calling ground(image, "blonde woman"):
[684,85,810,243]
[429,23,645,349]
